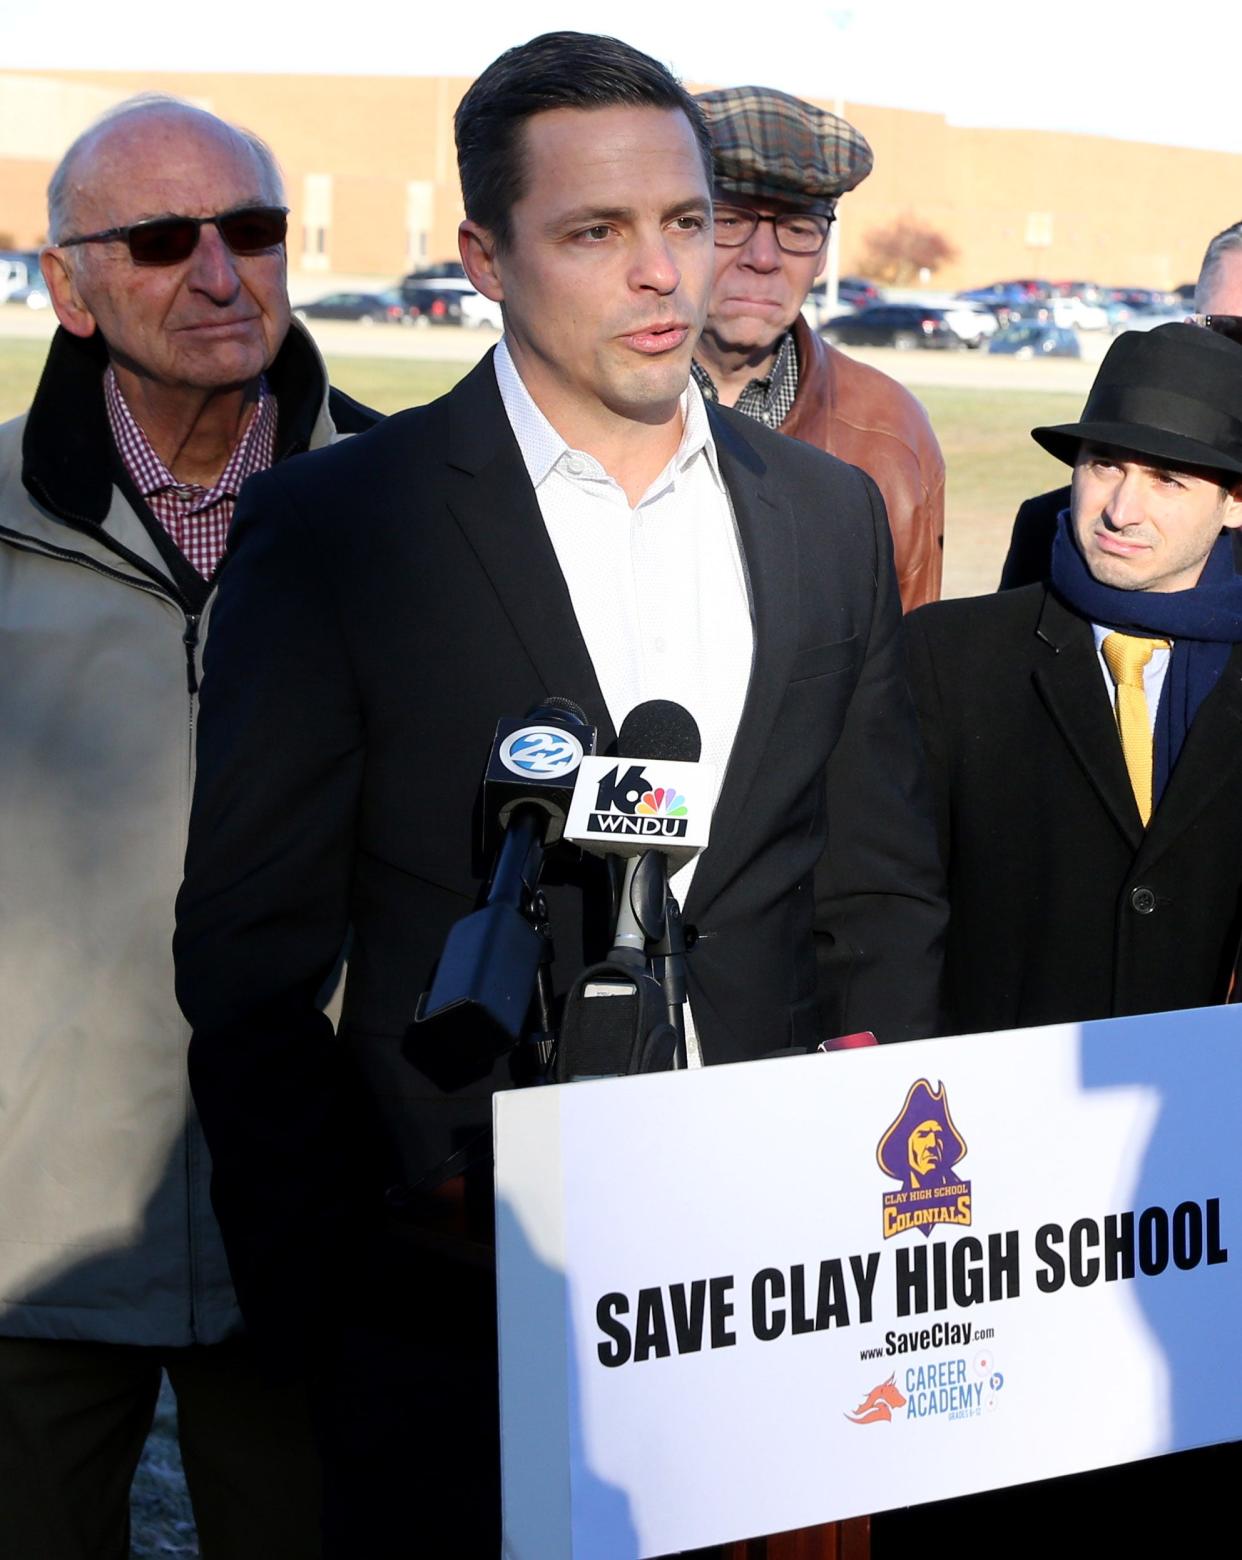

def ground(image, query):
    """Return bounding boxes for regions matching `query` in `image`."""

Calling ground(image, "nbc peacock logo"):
[635,788,687,818]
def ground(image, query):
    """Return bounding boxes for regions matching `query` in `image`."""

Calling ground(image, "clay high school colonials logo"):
[877,1080,972,1239]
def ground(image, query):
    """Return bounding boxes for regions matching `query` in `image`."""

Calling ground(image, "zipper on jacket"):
[183,613,201,695]
[0,523,181,601]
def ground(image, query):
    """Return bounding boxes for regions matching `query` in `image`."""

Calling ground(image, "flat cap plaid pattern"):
[696,86,873,211]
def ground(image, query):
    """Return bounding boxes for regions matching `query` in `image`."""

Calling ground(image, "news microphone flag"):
[564,756,717,866]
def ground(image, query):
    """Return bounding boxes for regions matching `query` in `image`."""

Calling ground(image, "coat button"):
[1130,886,1157,915]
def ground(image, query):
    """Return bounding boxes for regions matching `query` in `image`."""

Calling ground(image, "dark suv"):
[821,304,961,350]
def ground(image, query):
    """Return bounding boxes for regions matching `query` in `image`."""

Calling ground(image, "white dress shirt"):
[493,339,755,1062]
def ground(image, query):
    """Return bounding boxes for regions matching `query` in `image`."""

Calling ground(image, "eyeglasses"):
[1193,314,1242,346]
[58,206,289,267]
[712,204,834,255]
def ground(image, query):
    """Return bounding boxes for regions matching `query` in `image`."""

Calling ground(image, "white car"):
[940,300,999,349]
[405,275,503,330]
[1047,296,1109,332]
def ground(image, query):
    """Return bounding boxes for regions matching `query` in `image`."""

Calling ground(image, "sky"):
[5,0,1242,156]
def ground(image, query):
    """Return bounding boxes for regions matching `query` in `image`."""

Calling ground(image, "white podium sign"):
[494,1005,1242,1558]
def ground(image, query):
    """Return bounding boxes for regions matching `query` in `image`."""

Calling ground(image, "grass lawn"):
[320,354,466,414]
[0,338,54,421]
[0,338,1077,599]
[918,385,1081,597]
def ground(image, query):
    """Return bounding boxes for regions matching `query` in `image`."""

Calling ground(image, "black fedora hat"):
[1031,322,1242,479]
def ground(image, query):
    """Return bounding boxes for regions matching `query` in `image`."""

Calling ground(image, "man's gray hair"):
[47,94,285,244]
[1196,221,1242,313]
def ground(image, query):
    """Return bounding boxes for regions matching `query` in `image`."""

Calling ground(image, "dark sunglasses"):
[1193,313,1242,346]
[59,205,288,266]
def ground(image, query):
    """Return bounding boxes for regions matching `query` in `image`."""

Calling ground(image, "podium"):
[495,1005,1241,1557]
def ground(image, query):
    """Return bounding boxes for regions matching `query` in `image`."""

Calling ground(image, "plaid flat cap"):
[696,86,873,212]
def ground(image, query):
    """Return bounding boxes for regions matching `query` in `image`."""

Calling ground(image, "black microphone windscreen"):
[529,695,590,726]
[616,699,702,763]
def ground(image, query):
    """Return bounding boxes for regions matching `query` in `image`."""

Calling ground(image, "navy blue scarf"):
[1049,512,1242,806]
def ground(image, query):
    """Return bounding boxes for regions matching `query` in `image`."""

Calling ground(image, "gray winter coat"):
[0,322,376,1345]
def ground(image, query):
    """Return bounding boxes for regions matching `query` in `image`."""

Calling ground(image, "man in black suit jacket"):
[174,31,945,1553]
[1000,221,1242,590]
[911,322,1242,1038]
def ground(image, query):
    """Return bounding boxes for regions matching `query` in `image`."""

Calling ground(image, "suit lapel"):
[687,412,800,914]
[1139,644,1242,869]
[440,353,615,749]
[1031,591,1144,851]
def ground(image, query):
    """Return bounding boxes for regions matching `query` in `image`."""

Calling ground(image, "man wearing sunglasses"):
[0,94,374,1559]
[692,87,945,613]
[1001,221,1242,589]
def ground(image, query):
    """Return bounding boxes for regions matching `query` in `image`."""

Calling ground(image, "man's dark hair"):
[454,31,712,250]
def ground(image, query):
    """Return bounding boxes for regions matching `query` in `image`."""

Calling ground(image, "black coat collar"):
[20,323,348,531]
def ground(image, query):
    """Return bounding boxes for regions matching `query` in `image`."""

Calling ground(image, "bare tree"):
[858,216,958,285]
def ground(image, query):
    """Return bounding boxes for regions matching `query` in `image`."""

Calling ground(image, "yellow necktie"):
[1101,632,1169,825]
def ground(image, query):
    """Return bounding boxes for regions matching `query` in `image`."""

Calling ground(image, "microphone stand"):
[650,889,689,1071]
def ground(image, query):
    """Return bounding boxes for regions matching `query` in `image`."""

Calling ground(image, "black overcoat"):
[906,584,1242,1037]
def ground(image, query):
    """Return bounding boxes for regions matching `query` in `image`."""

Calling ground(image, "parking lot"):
[0,304,1088,597]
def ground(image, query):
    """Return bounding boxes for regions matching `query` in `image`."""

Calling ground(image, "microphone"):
[563,699,715,873]
[607,701,703,958]
[406,698,596,1090]
[481,696,595,857]
[556,700,717,1080]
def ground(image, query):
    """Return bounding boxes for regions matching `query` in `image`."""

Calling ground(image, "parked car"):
[955,285,1026,327]
[401,284,465,326]
[982,277,1052,301]
[1121,303,1193,332]
[821,303,962,350]
[1108,287,1178,311]
[402,261,467,282]
[0,250,41,303]
[400,275,501,329]
[294,290,411,325]
[1045,295,1109,331]
[987,323,1081,358]
[8,276,50,310]
[1003,298,1105,331]
[838,275,880,308]
[802,279,879,329]
[459,290,502,330]
[940,299,999,348]
[1051,281,1106,303]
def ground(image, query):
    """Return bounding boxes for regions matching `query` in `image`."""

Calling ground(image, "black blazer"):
[906,585,1242,1038]
[998,485,1068,589]
[174,354,945,1333]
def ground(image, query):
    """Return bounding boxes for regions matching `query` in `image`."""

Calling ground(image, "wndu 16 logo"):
[588,764,689,840]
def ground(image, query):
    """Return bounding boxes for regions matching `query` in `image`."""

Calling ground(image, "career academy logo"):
[589,764,689,839]
[847,1353,1004,1427]
[498,726,584,779]
[877,1080,972,1240]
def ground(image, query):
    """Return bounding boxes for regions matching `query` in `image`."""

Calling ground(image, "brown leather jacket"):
[782,315,945,612]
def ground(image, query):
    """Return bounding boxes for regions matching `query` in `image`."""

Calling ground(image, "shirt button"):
[564,457,584,477]
[1130,886,1157,915]
[654,637,667,654]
